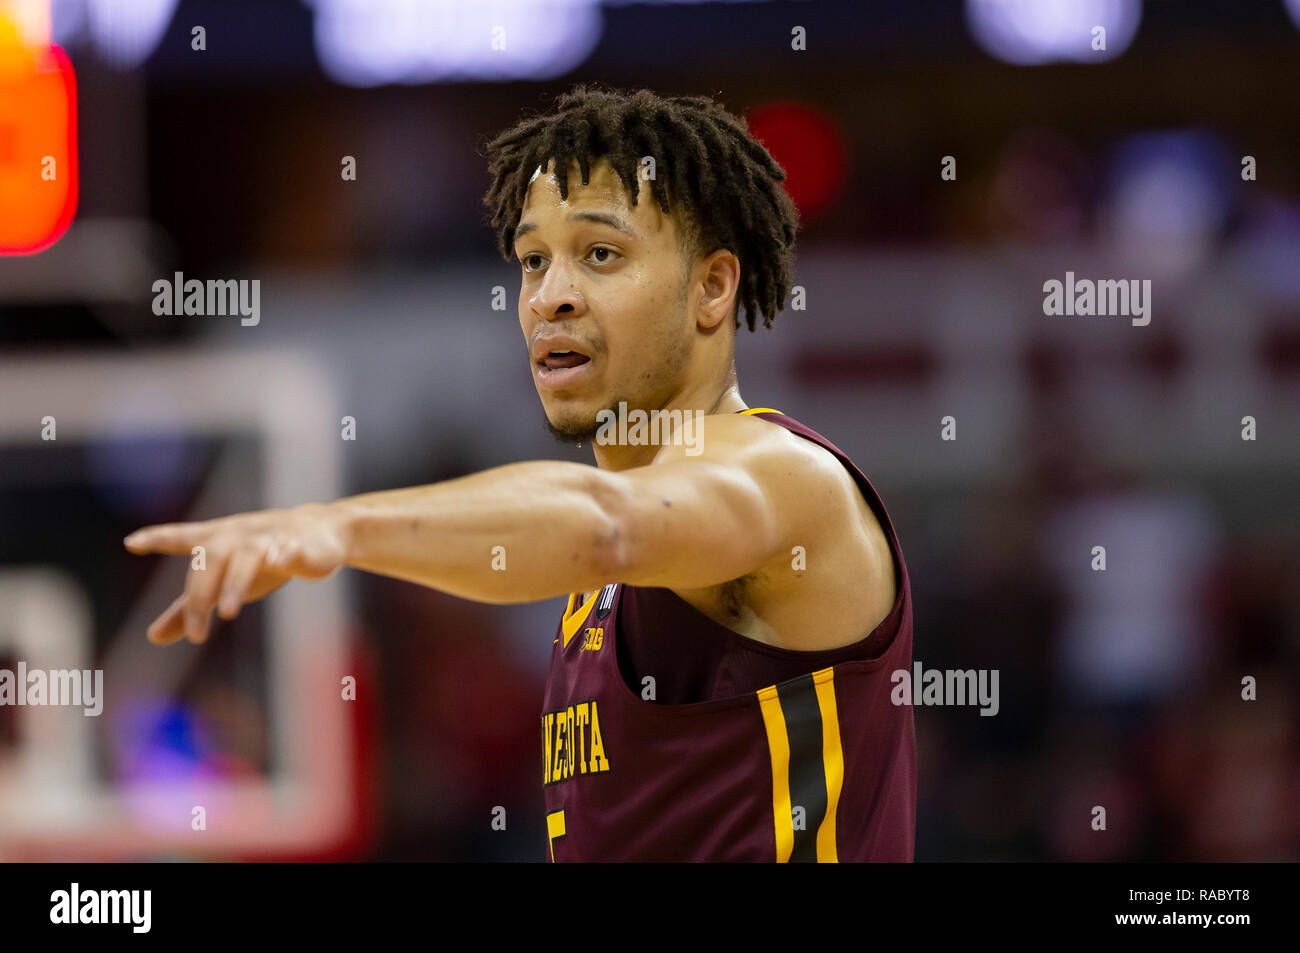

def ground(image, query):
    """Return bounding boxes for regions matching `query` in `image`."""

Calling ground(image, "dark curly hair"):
[480,84,800,331]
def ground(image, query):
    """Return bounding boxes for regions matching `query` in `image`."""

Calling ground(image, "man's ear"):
[695,248,740,331]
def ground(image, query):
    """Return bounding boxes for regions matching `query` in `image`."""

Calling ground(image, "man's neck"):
[592,380,746,471]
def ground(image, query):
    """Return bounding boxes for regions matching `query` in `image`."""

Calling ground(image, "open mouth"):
[540,350,591,370]
[536,349,593,390]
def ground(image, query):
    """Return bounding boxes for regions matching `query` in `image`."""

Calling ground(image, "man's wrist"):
[296,499,359,565]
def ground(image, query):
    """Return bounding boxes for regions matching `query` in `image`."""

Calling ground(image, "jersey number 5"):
[546,809,566,862]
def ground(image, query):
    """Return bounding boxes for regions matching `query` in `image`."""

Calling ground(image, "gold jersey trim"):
[561,589,600,648]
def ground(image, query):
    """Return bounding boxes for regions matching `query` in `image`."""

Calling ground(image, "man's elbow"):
[585,470,637,582]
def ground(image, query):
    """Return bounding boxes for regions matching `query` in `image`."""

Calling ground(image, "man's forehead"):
[525,156,631,204]
[519,156,674,236]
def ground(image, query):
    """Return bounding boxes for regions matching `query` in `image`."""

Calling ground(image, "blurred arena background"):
[1,0,1298,861]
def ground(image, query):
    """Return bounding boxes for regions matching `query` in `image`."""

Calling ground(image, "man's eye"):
[589,247,618,264]
[520,253,544,271]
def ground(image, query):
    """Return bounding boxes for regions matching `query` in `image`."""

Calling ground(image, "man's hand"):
[123,503,348,645]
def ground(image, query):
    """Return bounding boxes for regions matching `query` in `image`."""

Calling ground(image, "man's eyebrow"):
[514,211,640,244]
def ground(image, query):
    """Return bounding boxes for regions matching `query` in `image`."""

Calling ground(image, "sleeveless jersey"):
[539,408,915,862]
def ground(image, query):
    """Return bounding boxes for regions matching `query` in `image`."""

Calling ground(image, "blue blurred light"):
[114,699,216,785]
[50,0,792,79]
[965,0,1142,66]
[1104,129,1231,242]
[303,0,604,87]
[86,429,209,518]
[52,0,180,69]
[83,385,213,518]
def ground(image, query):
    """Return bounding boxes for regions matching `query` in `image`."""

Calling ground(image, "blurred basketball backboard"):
[0,349,362,859]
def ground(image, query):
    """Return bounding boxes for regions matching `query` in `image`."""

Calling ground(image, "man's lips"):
[535,353,593,389]
[540,350,590,370]
[532,335,594,389]
[531,335,592,365]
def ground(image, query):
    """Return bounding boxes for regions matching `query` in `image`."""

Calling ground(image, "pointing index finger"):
[124,522,210,555]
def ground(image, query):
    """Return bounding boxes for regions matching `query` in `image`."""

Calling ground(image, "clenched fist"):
[123,502,348,645]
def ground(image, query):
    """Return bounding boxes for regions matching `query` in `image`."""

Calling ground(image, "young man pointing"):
[125,85,915,862]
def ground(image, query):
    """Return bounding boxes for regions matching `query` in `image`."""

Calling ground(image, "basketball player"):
[124,85,915,862]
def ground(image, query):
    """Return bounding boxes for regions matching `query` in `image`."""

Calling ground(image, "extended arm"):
[124,415,810,644]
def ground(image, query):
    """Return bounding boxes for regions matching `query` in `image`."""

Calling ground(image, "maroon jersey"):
[539,408,915,862]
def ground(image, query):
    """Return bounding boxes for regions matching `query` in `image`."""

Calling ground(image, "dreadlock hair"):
[481,84,800,331]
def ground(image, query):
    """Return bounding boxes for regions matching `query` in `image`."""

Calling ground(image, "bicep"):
[599,449,803,590]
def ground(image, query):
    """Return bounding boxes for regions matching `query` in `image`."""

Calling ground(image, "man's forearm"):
[327,460,626,604]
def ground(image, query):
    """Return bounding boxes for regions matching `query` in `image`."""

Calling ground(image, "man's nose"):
[532,257,585,321]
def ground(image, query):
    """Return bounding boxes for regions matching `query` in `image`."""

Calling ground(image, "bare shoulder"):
[649,410,852,546]
[660,412,898,651]
[651,410,841,483]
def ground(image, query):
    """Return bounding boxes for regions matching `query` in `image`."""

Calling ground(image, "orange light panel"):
[0,42,77,255]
